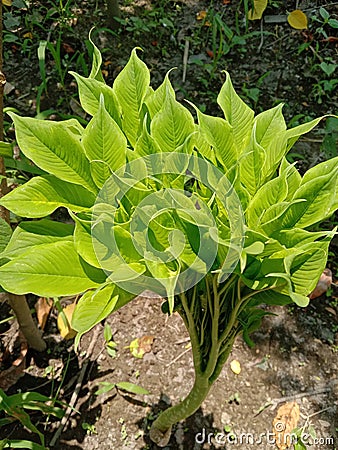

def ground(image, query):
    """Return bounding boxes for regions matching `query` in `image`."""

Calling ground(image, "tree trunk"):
[0,1,46,352]
[106,0,121,30]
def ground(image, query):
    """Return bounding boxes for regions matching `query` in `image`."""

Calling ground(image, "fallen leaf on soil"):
[62,43,75,54]
[35,297,52,330]
[325,306,336,316]
[129,335,154,358]
[230,359,241,374]
[57,303,77,340]
[287,10,308,30]
[0,333,27,391]
[4,81,15,96]
[309,268,332,299]
[273,401,300,450]
[248,0,267,20]
[196,10,207,20]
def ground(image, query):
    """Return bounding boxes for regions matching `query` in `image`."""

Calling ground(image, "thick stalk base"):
[149,378,210,447]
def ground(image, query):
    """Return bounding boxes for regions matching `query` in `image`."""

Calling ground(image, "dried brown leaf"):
[130,335,155,358]
[0,333,27,391]
[35,297,52,330]
[272,401,300,450]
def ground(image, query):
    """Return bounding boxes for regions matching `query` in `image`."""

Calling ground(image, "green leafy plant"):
[0,389,64,448]
[0,39,337,446]
[103,322,117,357]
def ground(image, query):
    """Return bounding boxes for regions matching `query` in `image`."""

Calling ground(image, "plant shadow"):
[136,394,223,449]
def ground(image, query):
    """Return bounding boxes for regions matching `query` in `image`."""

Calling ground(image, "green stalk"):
[150,275,237,446]
[149,375,211,446]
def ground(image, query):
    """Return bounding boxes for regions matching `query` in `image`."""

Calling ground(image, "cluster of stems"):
[149,273,261,446]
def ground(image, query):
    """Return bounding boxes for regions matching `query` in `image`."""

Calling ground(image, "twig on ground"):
[49,325,102,447]
[257,20,264,54]
[166,346,191,367]
[255,379,338,415]
[182,39,189,83]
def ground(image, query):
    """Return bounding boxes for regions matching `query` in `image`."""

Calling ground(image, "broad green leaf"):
[2,220,73,260]
[255,104,287,180]
[285,245,327,297]
[260,200,305,234]
[113,48,150,146]
[134,116,161,157]
[286,167,338,228]
[279,158,301,198]
[0,175,95,218]
[0,241,105,296]
[255,104,286,148]
[70,72,121,124]
[301,156,338,185]
[195,108,237,170]
[145,71,175,119]
[90,160,112,189]
[82,95,127,173]
[88,30,105,82]
[217,72,254,151]
[244,241,265,255]
[193,126,217,165]
[72,284,134,348]
[8,113,96,192]
[285,116,325,150]
[151,93,195,153]
[0,219,12,254]
[239,124,266,195]
[289,292,309,307]
[115,381,149,395]
[247,289,292,307]
[72,284,118,338]
[0,141,13,157]
[71,213,101,268]
[273,228,335,248]
[247,170,288,227]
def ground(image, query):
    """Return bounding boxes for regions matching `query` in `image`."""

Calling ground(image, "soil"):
[0,0,338,449]
[1,290,338,449]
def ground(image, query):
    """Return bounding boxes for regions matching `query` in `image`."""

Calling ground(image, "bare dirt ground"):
[1,286,337,449]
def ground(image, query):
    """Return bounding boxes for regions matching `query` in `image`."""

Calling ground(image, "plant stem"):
[106,0,121,30]
[0,293,46,351]
[150,276,237,446]
[149,375,211,447]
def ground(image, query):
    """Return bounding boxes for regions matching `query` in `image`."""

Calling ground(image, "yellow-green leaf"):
[287,10,308,29]
[2,0,12,6]
[248,0,267,20]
